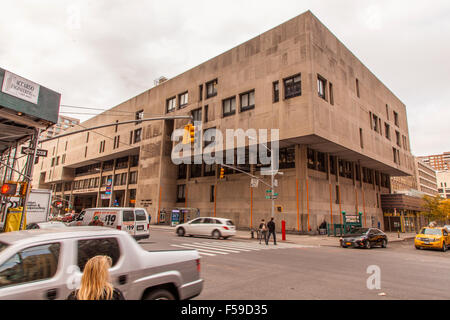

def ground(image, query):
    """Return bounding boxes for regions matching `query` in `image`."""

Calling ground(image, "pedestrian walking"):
[259,219,268,244]
[267,217,277,245]
[67,255,125,300]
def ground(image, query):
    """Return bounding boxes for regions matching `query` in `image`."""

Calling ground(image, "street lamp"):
[248,136,281,218]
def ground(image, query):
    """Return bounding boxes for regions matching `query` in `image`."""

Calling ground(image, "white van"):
[69,207,150,240]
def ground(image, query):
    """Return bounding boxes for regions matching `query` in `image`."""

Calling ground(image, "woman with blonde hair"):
[67,255,125,300]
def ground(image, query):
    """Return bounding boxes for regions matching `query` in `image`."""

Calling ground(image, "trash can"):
[319,228,327,235]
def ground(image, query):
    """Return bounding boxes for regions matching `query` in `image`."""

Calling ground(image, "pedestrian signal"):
[189,124,195,143]
[1,183,17,196]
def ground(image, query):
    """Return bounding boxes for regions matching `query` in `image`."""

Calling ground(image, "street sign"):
[274,179,278,187]
[266,190,272,193]
[21,147,48,157]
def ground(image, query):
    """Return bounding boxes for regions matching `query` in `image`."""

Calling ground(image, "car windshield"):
[0,242,8,254]
[226,220,234,226]
[420,228,442,235]
[347,228,369,235]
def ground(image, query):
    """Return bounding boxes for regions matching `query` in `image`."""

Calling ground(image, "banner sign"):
[2,71,40,104]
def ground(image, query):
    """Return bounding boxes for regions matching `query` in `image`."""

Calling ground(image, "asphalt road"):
[140,227,450,300]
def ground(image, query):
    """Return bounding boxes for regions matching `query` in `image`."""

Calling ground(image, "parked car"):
[69,207,150,241]
[443,225,450,233]
[415,227,450,251]
[340,227,388,249]
[176,217,236,239]
[26,221,67,230]
[0,227,203,300]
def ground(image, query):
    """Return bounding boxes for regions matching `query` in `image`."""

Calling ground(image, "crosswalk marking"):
[170,244,224,256]
[170,240,314,257]
[178,243,241,253]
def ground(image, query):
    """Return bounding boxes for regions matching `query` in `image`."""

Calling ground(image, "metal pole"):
[19,128,40,230]
[271,152,275,218]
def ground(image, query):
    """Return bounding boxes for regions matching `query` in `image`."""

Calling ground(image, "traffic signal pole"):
[18,128,40,230]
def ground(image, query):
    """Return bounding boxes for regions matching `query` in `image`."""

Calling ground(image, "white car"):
[176,217,236,239]
[26,221,67,230]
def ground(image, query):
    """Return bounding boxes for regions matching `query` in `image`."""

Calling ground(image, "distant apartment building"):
[415,159,438,196]
[41,115,80,140]
[418,152,450,171]
[32,11,415,233]
[437,171,450,199]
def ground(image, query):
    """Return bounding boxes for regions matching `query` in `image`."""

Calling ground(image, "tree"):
[421,195,450,223]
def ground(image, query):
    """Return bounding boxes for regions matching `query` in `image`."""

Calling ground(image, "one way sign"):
[21,147,48,157]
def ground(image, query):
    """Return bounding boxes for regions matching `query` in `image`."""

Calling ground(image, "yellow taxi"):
[415,227,450,251]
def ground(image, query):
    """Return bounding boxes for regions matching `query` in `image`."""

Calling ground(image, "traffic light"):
[182,124,190,144]
[1,183,17,196]
[189,124,195,143]
[219,167,225,179]
[18,182,28,197]
[182,124,195,144]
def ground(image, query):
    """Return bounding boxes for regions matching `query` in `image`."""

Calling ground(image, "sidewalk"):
[150,225,416,247]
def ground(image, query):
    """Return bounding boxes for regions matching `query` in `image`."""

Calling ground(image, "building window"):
[393,147,398,164]
[335,185,340,204]
[279,147,295,169]
[115,120,119,132]
[284,74,301,99]
[240,90,255,112]
[386,105,389,120]
[356,78,360,98]
[177,184,186,203]
[395,131,401,147]
[273,81,279,103]
[129,171,138,184]
[204,105,209,123]
[192,108,202,122]
[86,132,89,143]
[116,156,128,169]
[359,128,364,149]
[222,96,236,117]
[210,185,215,203]
[317,75,327,100]
[84,146,87,158]
[134,128,142,143]
[206,79,218,99]
[191,164,202,178]
[120,173,127,186]
[51,158,55,167]
[372,114,379,133]
[329,82,334,105]
[204,163,215,176]
[393,111,399,127]
[166,97,176,113]
[113,135,120,149]
[178,92,188,108]
[99,140,106,153]
[135,110,144,125]
[130,155,139,167]
[178,164,187,179]
[385,123,390,140]
[62,154,66,164]
[65,141,68,151]
[199,84,203,101]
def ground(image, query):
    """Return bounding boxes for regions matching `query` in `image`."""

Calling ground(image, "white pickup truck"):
[0,227,203,300]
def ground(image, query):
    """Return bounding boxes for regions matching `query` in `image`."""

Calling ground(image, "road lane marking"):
[189,243,244,253]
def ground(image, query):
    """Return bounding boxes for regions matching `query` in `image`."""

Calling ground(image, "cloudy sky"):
[1,0,449,156]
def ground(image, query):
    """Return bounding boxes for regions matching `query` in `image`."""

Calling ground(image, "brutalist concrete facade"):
[33,11,414,232]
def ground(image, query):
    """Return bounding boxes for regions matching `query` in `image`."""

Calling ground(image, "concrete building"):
[437,171,450,199]
[418,152,450,171]
[415,159,438,196]
[32,11,414,233]
[41,115,80,140]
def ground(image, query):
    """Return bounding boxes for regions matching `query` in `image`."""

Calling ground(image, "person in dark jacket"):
[67,255,125,300]
[266,217,277,245]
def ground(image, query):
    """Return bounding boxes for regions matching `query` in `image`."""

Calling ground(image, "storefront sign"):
[2,71,40,104]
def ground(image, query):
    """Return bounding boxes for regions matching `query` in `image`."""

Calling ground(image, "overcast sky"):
[1,0,449,156]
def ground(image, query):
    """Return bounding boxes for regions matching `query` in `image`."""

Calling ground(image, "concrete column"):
[108,158,117,207]
[296,144,308,232]
[124,156,131,206]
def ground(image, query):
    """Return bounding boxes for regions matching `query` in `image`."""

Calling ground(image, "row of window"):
[70,171,138,191]
[74,156,139,176]
[369,112,407,150]
[306,147,390,188]
[50,154,66,167]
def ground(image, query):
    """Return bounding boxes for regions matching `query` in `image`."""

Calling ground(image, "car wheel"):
[177,227,185,237]
[223,236,230,240]
[143,289,175,300]
[212,230,221,239]
[365,240,371,249]
[442,242,447,252]
[381,239,387,248]
[415,245,421,250]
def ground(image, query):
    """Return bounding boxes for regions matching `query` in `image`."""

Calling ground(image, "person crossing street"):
[267,217,277,245]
